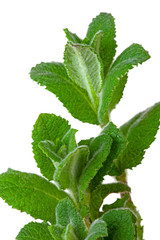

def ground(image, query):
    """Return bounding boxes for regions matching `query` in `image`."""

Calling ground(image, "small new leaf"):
[64,42,103,109]
[85,219,108,240]
[64,28,82,43]
[56,198,87,240]
[16,222,54,240]
[32,113,71,180]
[86,12,117,76]
[54,146,89,195]
[0,169,68,224]
[79,134,112,199]
[48,224,65,240]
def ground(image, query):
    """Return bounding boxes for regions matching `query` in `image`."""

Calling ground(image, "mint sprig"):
[0,12,159,239]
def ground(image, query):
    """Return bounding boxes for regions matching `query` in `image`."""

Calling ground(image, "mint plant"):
[0,12,159,239]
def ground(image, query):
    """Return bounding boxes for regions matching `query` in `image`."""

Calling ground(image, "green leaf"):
[64,224,79,240]
[16,222,54,240]
[107,74,128,112]
[86,12,117,76]
[32,113,71,180]
[99,44,150,125]
[90,30,104,55]
[103,193,130,213]
[64,28,82,43]
[79,134,113,199]
[30,62,98,125]
[118,102,160,172]
[56,198,87,240]
[90,182,130,220]
[102,209,136,240]
[48,224,65,240]
[89,123,127,190]
[0,169,68,224]
[62,128,77,153]
[85,219,108,240]
[54,146,89,196]
[39,140,62,168]
[125,198,143,240]
[64,42,103,109]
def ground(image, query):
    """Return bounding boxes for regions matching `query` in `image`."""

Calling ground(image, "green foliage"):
[102,209,136,239]
[0,169,68,224]
[1,11,159,240]
[118,102,160,172]
[56,198,87,240]
[16,222,54,240]
[86,12,117,76]
[64,42,103,109]
[30,62,99,124]
[85,219,108,240]
[90,182,130,220]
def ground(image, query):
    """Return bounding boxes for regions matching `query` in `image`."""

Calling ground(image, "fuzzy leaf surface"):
[99,44,150,125]
[0,169,68,224]
[30,62,98,124]
[64,43,103,109]
[64,224,79,240]
[64,28,82,43]
[56,198,87,240]
[102,209,135,239]
[79,134,112,199]
[90,123,127,190]
[86,12,116,75]
[90,30,104,55]
[85,219,108,240]
[54,146,89,193]
[118,102,160,171]
[48,224,65,240]
[62,128,77,153]
[16,222,53,240]
[90,182,130,220]
[39,140,62,168]
[32,113,71,180]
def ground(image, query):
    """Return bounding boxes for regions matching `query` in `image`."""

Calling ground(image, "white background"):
[0,0,160,239]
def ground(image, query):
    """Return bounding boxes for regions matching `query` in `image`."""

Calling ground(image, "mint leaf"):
[85,219,108,240]
[90,30,104,56]
[64,43,103,109]
[99,44,150,125]
[62,128,77,153]
[64,224,79,240]
[48,224,65,240]
[89,123,127,190]
[102,209,136,239]
[16,222,53,240]
[125,198,143,240]
[86,12,116,76]
[0,169,68,224]
[39,140,62,168]
[118,102,160,171]
[90,182,130,220]
[56,198,87,240]
[32,113,70,180]
[103,193,130,213]
[54,146,89,196]
[79,134,112,199]
[30,62,98,124]
[64,28,82,43]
